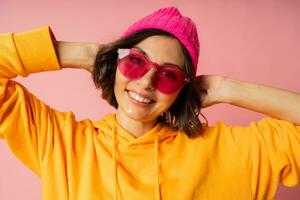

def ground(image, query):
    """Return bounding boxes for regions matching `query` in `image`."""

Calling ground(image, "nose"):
[135,67,157,91]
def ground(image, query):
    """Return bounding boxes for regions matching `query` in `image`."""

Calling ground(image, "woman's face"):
[114,35,185,123]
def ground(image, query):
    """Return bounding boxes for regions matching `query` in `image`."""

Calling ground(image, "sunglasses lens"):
[119,53,148,79]
[155,67,186,94]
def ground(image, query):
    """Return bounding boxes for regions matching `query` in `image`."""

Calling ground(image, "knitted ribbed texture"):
[122,7,200,74]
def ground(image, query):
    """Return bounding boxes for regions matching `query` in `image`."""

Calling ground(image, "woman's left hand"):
[197,75,300,125]
[196,75,227,108]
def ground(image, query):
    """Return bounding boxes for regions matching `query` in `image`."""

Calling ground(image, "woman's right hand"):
[55,41,103,73]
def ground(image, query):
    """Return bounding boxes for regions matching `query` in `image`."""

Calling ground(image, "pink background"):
[0,0,299,199]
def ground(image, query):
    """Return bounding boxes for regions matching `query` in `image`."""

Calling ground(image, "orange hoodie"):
[0,26,300,200]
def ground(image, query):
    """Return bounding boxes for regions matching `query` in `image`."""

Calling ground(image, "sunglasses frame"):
[117,48,190,94]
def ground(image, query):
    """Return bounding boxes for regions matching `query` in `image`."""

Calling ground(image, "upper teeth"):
[128,91,152,104]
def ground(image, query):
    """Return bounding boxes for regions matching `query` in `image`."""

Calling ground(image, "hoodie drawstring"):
[154,137,161,200]
[112,126,161,200]
[112,127,118,200]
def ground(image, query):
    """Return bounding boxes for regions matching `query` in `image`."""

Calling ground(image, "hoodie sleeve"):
[220,117,300,198]
[0,26,66,176]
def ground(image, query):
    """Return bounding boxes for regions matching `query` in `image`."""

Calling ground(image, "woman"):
[0,6,299,200]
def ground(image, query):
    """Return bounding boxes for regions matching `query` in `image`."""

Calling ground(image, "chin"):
[125,110,159,123]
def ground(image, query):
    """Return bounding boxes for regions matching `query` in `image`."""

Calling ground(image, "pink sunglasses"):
[117,48,190,94]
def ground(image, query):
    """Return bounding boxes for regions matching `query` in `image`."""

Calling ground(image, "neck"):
[116,111,157,138]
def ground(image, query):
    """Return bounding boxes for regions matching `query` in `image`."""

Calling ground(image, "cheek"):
[114,69,127,90]
[114,71,121,90]
[157,92,180,109]
[114,70,126,102]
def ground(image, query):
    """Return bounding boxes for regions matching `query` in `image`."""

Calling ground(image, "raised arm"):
[198,75,300,125]
[55,41,102,72]
[0,26,100,175]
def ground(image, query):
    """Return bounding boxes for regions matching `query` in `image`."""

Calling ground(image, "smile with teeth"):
[128,90,154,104]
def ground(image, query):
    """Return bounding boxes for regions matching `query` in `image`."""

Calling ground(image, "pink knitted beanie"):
[122,7,200,74]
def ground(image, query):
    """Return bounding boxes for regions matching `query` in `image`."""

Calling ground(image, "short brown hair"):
[92,29,207,137]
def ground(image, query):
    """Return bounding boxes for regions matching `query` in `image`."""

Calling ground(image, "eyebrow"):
[132,46,182,68]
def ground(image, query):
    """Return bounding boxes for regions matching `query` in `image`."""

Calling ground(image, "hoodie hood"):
[94,114,178,200]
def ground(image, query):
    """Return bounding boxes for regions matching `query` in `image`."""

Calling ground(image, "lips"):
[127,90,155,104]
